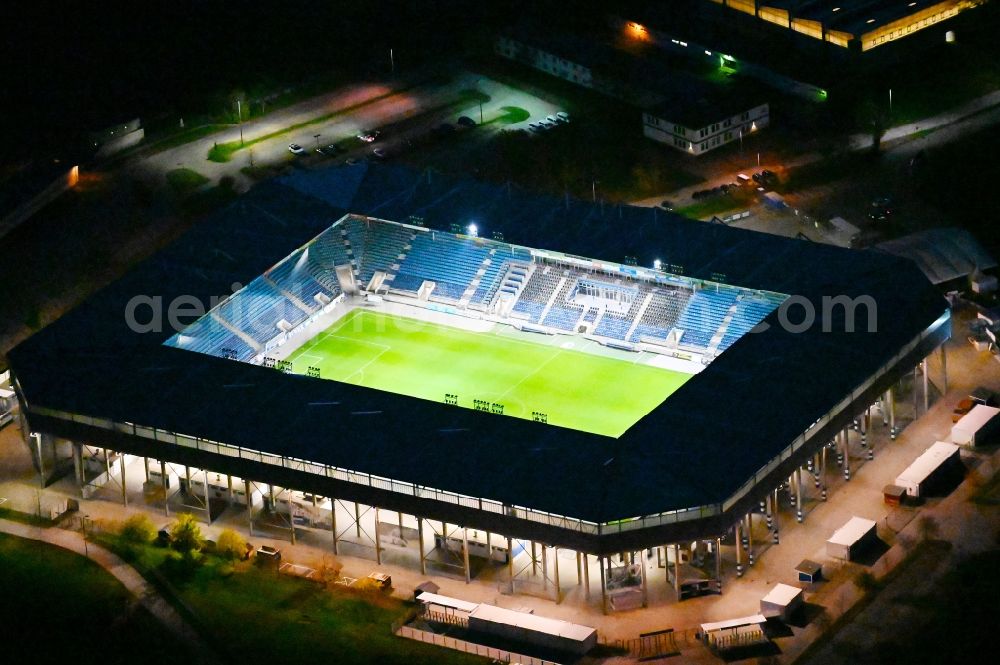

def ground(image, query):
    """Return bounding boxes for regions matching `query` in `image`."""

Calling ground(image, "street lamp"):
[236,99,244,146]
[82,514,90,558]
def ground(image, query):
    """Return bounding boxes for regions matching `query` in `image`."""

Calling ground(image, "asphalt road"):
[132,72,562,192]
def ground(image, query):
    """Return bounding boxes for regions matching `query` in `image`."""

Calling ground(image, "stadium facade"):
[8,164,950,610]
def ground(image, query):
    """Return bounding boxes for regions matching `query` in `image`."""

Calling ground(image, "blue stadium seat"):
[395,231,490,301]
[674,289,740,349]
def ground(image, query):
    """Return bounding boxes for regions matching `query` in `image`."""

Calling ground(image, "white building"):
[496,32,769,157]
[643,101,769,156]
[495,35,596,89]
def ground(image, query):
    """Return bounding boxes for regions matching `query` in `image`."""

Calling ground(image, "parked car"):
[545,114,561,125]
[556,111,570,122]
[316,143,343,156]
[660,200,674,210]
[869,196,894,222]
[372,148,386,160]
[288,143,305,155]
[528,122,544,133]
[456,116,476,128]
[357,130,381,143]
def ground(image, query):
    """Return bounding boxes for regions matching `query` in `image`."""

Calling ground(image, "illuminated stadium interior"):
[166,215,786,436]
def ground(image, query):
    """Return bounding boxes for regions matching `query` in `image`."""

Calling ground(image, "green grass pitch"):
[288,310,691,437]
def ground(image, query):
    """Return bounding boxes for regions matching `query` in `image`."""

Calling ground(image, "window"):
[700,142,708,150]
[724,119,731,127]
[674,124,685,135]
[725,132,732,141]
[741,112,750,121]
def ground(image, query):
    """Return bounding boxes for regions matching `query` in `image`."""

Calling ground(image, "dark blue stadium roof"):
[9,163,947,523]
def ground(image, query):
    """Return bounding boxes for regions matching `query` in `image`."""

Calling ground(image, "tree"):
[216,528,246,561]
[318,555,344,589]
[120,513,156,545]
[918,515,940,542]
[855,98,889,155]
[853,570,879,594]
[170,513,205,554]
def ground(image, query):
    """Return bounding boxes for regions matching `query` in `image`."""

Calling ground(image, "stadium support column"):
[715,537,722,593]
[530,541,538,575]
[576,551,582,586]
[746,514,754,566]
[373,508,381,565]
[672,544,681,599]
[821,446,828,501]
[583,553,591,600]
[331,498,339,555]
[541,545,548,591]
[639,550,647,608]
[32,433,44,488]
[940,345,948,395]
[889,386,897,439]
[599,556,608,615]
[418,520,426,574]
[795,469,803,523]
[355,502,362,539]
[913,365,919,419]
[72,442,83,492]
[507,537,514,594]
[118,453,127,507]
[554,547,562,604]
[244,480,253,537]
[202,470,210,523]
[922,359,929,414]
[143,457,149,483]
[161,461,170,516]
[462,527,471,584]
[735,523,743,576]
[772,487,780,544]
[227,475,234,504]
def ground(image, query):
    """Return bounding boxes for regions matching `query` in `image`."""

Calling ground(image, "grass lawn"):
[181,558,482,665]
[166,167,210,196]
[676,196,746,220]
[98,534,482,665]
[0,532,190,665]
[287,310,690,437]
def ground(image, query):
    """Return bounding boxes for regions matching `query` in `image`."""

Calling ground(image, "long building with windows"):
[708,0,983,51]
[8,163,950,613]
[496,28,769,155]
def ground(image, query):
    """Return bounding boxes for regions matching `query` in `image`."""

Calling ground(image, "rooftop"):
[9,163,946,524]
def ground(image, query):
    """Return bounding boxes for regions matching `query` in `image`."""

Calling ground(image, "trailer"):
[822,217,861,248]
[951,405,1000,447]
[760,583,804,621]
[699,615,769,651]
[468,603,597,656]
[826,517,878,561]
[894,441,963,498]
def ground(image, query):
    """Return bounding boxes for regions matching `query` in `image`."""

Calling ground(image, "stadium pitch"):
[288,309,690,437]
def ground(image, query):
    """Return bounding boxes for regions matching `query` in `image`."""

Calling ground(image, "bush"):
[120,513,156,545]
[170,513,205,554]
[216,529,246,561]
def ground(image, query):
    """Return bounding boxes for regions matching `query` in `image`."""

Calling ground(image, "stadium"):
[8,163,950,611]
